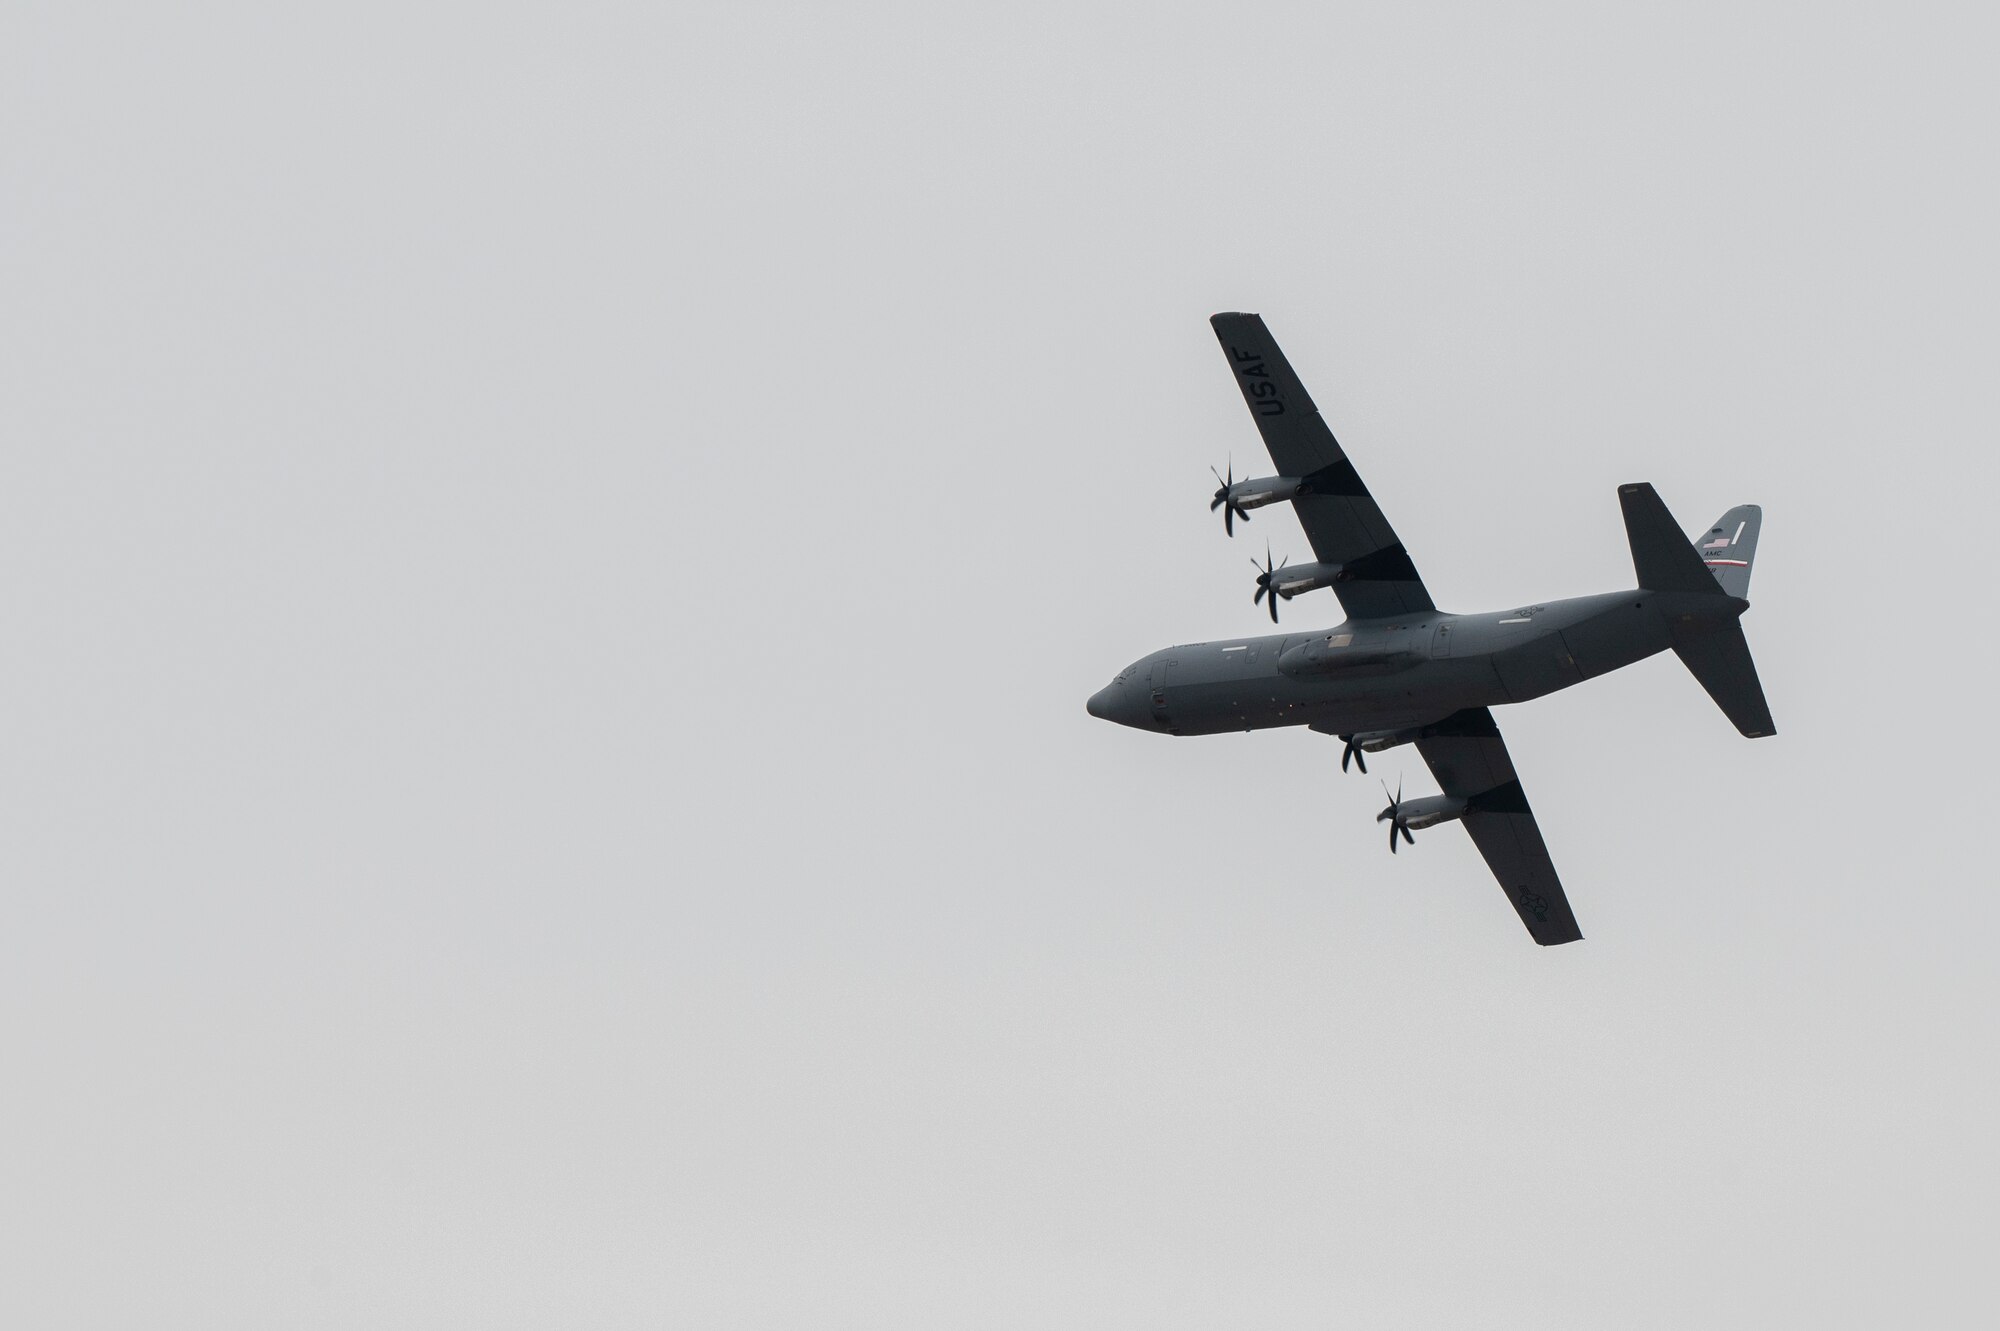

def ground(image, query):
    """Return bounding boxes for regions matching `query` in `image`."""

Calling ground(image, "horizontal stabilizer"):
[1673,622,1776,738]
[1620,483,1721,595]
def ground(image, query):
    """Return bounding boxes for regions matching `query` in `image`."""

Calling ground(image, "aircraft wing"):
[1209,313,1435,619]
[1414,709,1584,946]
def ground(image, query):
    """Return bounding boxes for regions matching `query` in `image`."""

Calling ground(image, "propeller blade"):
[1212,462,1244,534]
[1268,591,1279,623]
[1254,584,1266,606]
[1378,776,1410,852]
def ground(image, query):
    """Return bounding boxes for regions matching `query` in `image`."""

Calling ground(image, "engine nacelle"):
[1224,475,1303,511]
[1278,632,1425,677]
[1351,727,1420,754]
[1265,561,1344,600]
[1377,794,1468,831]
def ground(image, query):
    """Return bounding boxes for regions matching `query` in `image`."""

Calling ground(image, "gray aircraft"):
[1086,313,1774,945]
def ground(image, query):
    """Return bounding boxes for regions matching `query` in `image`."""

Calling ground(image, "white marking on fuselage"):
[1498,616,1531,624]
[1222,645,1247,652]
[1732,520,1746,543]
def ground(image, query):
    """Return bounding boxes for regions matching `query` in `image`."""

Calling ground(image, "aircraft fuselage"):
[1087,588,1748,738]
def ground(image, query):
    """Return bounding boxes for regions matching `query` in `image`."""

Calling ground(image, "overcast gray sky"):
[4,2,1997,1326]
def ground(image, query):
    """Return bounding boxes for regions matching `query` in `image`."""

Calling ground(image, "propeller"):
[1340,734,1367,774]
[1252,543,1289,623]
[1378,777,1415,854]
[1210,461,1251,536]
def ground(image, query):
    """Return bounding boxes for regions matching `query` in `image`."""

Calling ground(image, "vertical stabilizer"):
[1695,505,1761,598]
[1619,484,1776,739]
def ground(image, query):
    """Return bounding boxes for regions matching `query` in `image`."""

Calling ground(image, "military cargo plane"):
[1086,314,1774,945]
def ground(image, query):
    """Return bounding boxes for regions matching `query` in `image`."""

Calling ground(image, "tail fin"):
[1694,504,1761,598]
[1619,483,1776,739]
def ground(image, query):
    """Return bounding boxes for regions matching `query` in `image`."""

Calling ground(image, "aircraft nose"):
[1087,678,1137,725]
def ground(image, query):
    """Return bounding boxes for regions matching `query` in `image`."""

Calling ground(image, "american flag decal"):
[1702,536,1732,550]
